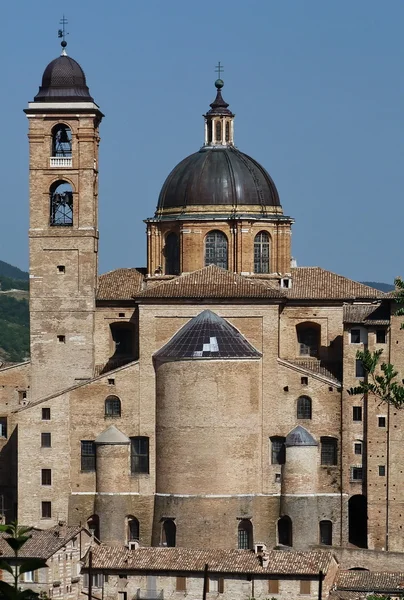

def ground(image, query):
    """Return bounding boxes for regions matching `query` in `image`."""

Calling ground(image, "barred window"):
[350,466,363,481]
[81,441,96,472]
[105,395,121,417]
[205,231,228,270]
[297,396,312,419]
[270,436,286,465]
[321,437,338,466]
[238,519,253,549]
[254,231,270,274]
[131,437,149,474]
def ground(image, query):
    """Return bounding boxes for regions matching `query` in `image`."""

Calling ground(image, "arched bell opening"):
[49,180,73,226]
[51,123,72,157]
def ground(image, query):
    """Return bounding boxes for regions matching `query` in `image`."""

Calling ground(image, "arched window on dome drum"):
[238,520,253,550]
[105,395,121,417]
[50,181,73,226]
[165,232,180,275]
[51,124,72,157]
[225,121,230,142]
[205,231,228,270]
[297,396,312,420]
[127,516,140,542]
[207,121,213,143]
[215,120,222,143]
[254,231,270,274]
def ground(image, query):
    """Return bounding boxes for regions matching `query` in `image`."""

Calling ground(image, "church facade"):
[0,45,402,555]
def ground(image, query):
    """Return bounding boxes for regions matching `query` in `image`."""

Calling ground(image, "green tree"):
[394,276,404,327]
[366,595,392,600]
[0,522,47,600]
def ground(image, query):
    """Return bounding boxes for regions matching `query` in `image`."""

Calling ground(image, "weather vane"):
[215,62,224,80]
[58,15,69,54]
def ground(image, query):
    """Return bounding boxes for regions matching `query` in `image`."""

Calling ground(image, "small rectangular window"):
[41,469,51,485]
[350,329,361,344]
[275,473,281,483]
[42,408,51,420]
[0,417,7,439]
[268,580,279,594]
[379,465,386,476]
[118,313,125,318]
[271,437,286,465]
[41,501,51,519]
[378,416,386,428]
[131,437,149,474]
[376,330,386,344]
[81,441,96,472]
[57,335,65,343]
[41,433,51,448]
[176,577,186,592]
[353,406,362,422]
[355,359,365,378]
[300,580,311,595]
[354,442,362,455]
[350,466,363,481]
[321,438,338,466]
[108,378,115,385]
[57,265,65,273]
[24,571,34,583]
[218,578,224,594]
[301,377,308,385]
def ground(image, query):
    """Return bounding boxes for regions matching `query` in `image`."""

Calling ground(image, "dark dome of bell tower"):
[34,48,93,103]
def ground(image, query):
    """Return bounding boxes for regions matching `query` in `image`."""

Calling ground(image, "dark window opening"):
[41,469,51,486]
[50,181,73,226]
[278,515,292,546]
[254,231,270,274]
[350,329,361,344]
[215,121,222,143]
[105,395,121,417]
[353,406,362,422]
[162,519,176,547]
[87,515,100,540]
[297,322,320,357]
[57,265,65,273]
[42,501,51,519]
[238,519,253,549]
[0,417,7,439]
[42,408,51,421]
[41,433,51,448]
[127,516,139,541]
[321,437,338,466]
[270,436,286,465]
[379,465,386,476]
[108,378,115,385]
[164,232,180,275]
[301,377,308,385]
[207,121,212,143]
[225,121,230,142]
[376,329,386,344]
[57,335,65,343]
[356,359,365,378]
[378,416,386,428]
[351,467,363,481]
[110,322,134,358]
[354,442,362,455]
[52,124,72,157]
[297,396,312,419]
[348,495,367,548]
[205,230,228,270]
[319,520,332,545]
[81,440,96,472]
[131,437,149,474]
[119,313,125,318]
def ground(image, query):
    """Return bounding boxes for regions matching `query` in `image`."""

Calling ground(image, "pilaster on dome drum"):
[154,309,261,362]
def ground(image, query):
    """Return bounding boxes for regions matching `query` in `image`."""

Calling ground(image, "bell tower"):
[25,36,103,400]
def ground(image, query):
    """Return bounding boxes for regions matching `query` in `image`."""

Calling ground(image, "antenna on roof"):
[58,15,69,56]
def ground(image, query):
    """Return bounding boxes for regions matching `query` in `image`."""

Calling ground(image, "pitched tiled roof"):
[97,268,144,300]
[0,525,83,559]
[287,268,385,300]
[136,265,284,300]
[85,546,333,575]
[343,303,390,325]
[336,570,404,593]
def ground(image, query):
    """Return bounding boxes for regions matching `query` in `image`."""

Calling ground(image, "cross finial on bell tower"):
[215,61,224,80]
[58,15,69,56]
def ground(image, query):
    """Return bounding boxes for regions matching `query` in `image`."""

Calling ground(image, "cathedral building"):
[0,43,403,555]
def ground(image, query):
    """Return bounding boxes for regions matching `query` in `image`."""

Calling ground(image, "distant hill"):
[361,281,395,293]
[0,261,29,363]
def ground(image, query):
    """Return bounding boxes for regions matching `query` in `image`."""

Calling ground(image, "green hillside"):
[0,261,29,363]
[0,260,28,280]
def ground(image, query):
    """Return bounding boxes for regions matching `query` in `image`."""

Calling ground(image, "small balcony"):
[50,156,72,168]
[136,590,164,600]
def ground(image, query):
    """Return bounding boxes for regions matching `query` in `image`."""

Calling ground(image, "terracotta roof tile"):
[97,269,144,301]
[287,268,385,300]
[336,570,404,593]
[136,265,284,300]
[343,303,390,325]
[0,525,82,559]
[85,546,333,575]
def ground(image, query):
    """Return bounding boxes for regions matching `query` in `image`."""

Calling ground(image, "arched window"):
[238,519,253,550]
[105,395,121,417]
[225,121,230,142]
[110,322,135,358]
[297,396,312,419]
[319,520,332,545]
[205,230,228,269]
[254,231,270,274]
[51,124,72,157]
[87,515,100,540]
[278,516,292,546]
[50,181,73,226]
[127,516,139,542]
[296,322,321,357]
[215,121,222,143]
[207,121,213,144]
[162,519,176,547]
[165,232,180,275]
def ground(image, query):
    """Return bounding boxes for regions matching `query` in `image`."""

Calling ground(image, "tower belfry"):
[25,29,103,399]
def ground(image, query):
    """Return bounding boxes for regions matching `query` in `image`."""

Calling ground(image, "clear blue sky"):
[0,0,403,283]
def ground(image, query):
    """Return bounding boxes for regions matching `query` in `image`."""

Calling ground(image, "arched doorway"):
[348,495,367,548]
[278,516,292,546]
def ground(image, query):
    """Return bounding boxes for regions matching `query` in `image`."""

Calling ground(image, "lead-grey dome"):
[34,55,93,102]
[285,426,318,447]
[156,146,281,211]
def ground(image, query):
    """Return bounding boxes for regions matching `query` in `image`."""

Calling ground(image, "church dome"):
[157,146,280,211]
[34,55,93,102]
